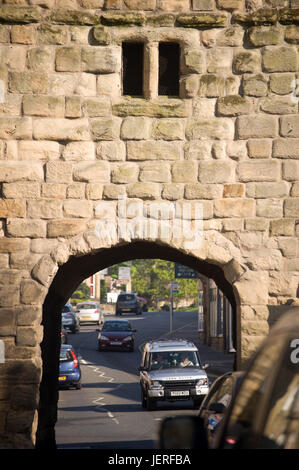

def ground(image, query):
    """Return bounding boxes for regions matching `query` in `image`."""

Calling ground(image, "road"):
[56,310,219,449]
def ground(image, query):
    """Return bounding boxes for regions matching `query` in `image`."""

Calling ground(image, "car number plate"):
[170,390,189,396]
[59,376,66,381]
[122,309,130,311]
[82,315,91,319]
[110,341,122,345]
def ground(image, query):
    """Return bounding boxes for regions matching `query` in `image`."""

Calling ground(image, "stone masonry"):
[0,0,299,448]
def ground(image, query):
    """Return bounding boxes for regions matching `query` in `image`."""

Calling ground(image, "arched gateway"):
[0,0,298,448]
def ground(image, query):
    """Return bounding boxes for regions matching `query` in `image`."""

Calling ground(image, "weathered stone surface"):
[242,74,268,97]
[269,73,294,95]
[2,182,40,199]
[0,118,32,140]
[7,219,46,238]
[262,46,298,72]
[0,200,26,218]
[126,183,160,199]
[0,6,41,24]
[247,26,283,46]
[246,182,289,199]
[280,116,299,138]
[27,199,63,219]
[23,96,65,118]
[260,97,298,115]
[55,47,81,72]
[214,198,255,217]
[172,161,198,183]
[285,25,299,44]
[238,160,280,182]
[90,117,121,141]
[198,161,235,183]
[236,115,277,139]
[46,162,73,184]
[185,183,223,199]
[152,119,185,140]
[273,139,299,159]
[100,12,146,26]
[10,72,48,94]
[127,140,182,160]
[33,118,90,141]
[162,183,184,200]
[139,161,171,183]
[247,139,272,159]
[232,8,278,26]
[62,142,95,161]
[217,95,252,116]
[73,161,110,182]
[256,199,283,218]
[0,162,43,182]
[113,98,191,118]
[49,9,101,25]
[121,117,152,140]
[38,24,68,45]
[111,162,139,183]
[284,199,299,217]
[233,50,261,74]
[199,74,240,98]
[176,13,228,28]
[63,199,93,218]
[47,219,87,237]
[283,161,299,181]
[186,118,234,140]
[82,46,121,73]
[97,141,126,161]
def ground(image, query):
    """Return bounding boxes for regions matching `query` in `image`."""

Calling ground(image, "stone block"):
[47,219,87,237]
[20,280,46,305]
[247,26,283,46]
[90,117,121,141]
[0,6,41,24]
[42,184,66,199]
[260,97,297,115]
[6,219,46,238]
[185,183,223,199]
[283,161,299,181]
[49,10,100,26]
[199,75,239,98]
[82,98,111,117]
[27,199,63,219]
[186,118,234,140]
[11,25,36,45]
[180,75,199,99]
[111,162,139,183]
[207,48,233,74]
[238,160,280,182]
[2,182,40,199]
[33,118,90,141]
[121,117,152,140]
[97,141,126,161]
[181,49,205,74]
[184,141,212,160]
[244,218,269,231]
[67,183,85,199]
[63,199,93,218]
[242,74,268,97]
[126,183,160,200]
[0,162,43,182]
[233,50,260,74]
[127,140,182,161]
[214,198,255,217]
[198,161,235,183]
[46,161,73,184]
[262,46,298,72]
[236,115,277,139]
[152,119,185,141]
[246,181,289,198]
[223,183,245,197]
[55,47,81,72]
[162,183,184,200]
[270,219,294,236]
[176,13,228,28]
[0,238,30,253]
[217,95,252,116]
[38,24,68,45]
[9,72,48,94]
[103,184,125,199]
[19,141,60,161]
[73,161,110,183]
[97,74,121,97]
[285,25,299,44]
[256,199,283,217]
[65,96,82,118]
[0,200,25,218]
[216,0,243,9]
[234,270,269,306]
[284,199,299,217]
[269,73,294,95]
[159,0,190,11]
[280,116,299,138]
[273,139,299,158]
[62,142,95,161]
[82,46,121,73]
[100,12,146,26]
[247,139,272,158]
[23,96,64,118]
[0,117,32,140]
[139,161,171,183]
[192,0,214,9]
[113,98,191,118]
[124,0,156,8]
[172,161,198,183]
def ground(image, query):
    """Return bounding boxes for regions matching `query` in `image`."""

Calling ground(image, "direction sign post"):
[175,263,198,279]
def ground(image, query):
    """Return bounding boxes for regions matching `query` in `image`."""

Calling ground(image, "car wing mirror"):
[159,416,208,449]
[202,363,209,370]
[208,402,226,414]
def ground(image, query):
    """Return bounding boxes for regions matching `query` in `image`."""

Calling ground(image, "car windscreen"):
[149,351,201,370]
[117,295,135,301]
[60,349,72,362]
[102,322,131,331]
[78,303,96,310]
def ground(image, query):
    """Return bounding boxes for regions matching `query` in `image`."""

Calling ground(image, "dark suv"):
[115,293,142,316]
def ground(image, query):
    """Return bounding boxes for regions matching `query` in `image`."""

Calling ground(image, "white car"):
[76,302,104,325]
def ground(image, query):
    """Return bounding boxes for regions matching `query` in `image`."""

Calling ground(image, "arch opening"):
[36,240,238,449]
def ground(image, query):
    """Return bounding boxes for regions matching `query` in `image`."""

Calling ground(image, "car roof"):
[77,301,98,305]
[146,339,198,352]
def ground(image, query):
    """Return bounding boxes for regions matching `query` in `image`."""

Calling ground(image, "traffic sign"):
[175,263,198,279]
[172,282,179,294]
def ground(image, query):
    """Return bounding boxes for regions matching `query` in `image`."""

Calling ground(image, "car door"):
[218,335,287,449]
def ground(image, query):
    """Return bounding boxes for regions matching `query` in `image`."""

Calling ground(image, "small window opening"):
[158,42,180,96]
[122,42,144,97]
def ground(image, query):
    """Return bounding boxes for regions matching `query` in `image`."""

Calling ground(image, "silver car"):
[76,301,104,325]
[139,339,209,411]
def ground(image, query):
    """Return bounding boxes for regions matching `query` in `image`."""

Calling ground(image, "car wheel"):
[146,394,157,411]
[141,389,146,408]
[75,381,82,390]
[98,343,102,351]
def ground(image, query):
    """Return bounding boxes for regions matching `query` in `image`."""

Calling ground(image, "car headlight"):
[123,336,133,342]
[196,378,209,386]
[149,380,163,390]
[99,334,109,340]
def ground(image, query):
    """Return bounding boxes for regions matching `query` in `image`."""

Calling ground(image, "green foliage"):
[72,282,90,300]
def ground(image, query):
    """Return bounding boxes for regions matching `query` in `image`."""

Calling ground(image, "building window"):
[122,42,144,97]
[158,42,180,96]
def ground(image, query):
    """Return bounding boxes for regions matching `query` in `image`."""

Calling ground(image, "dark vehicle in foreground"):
[59,345,81,390]
[159,307,299,449]
[198,371,244,446]
[139,340,209,411]
[97,319,136,352]
[116,293,142,316]
[61,303,80,334]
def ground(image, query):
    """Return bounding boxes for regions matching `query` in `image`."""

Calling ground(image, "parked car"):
[97,319,136,352]
[139,339,209,411]
[60,324,68,344]
[61,303,80,334]
[76,301,104,325]
[159,307,299,450]
[198,371,244,446]
[115,293,142,316]
[58,344,81,390]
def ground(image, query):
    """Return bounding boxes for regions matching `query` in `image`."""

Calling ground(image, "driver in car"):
[179,353,194,367]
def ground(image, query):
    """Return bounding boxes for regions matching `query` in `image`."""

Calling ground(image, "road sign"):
[172,282,179,294]
[175,263,198,279]
[118,266,131,280]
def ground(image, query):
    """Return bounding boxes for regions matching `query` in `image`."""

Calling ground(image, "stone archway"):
[32,227,266,448]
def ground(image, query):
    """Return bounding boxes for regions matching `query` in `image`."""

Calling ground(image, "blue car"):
[59,345,82,390]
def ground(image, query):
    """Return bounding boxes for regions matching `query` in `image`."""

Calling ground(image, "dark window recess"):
[122,42,144,96]
[159,42,180,96]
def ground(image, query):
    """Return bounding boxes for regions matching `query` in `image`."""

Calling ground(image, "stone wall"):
[0,0,298,448]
